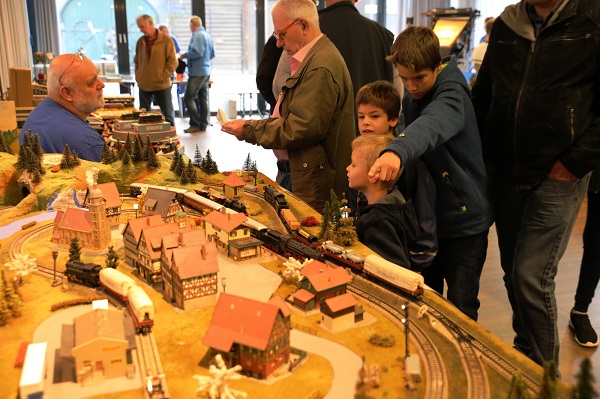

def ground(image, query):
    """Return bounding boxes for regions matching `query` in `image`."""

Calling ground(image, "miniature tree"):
[25,146,38,174]
[72,151,81,166]
[329,189,342,229]
[175,154,185,176]
[242,153,252,171]
[1,268,23,318]
[32,168,42,184]
[122,149,132,165]
[60,144,74,169]
[180,166,190,185]
[30,133,43,158]
[301,216,320,227]
[170,150,181,172]
[68,237,82,262]
[282,257,309,284]
[143,136,152,161]
[194,144,203,167]
[571,357,598,399]
[105,245,119,269]
[125,132,133,155]
[15,144,28,169]
[117,140,127,160]
[4,254,37,285]
[0,288,10,326]
[146,146,160,170]
[537,361,558,399]
[0,133,14,154]
[186,159,198,184]
[132,134,144,163]
[251,161,258,185]
[507,374,531,399]
[101,142,114,164]
[336,216,357,246]
[193,354,247,399]
[319,201,331,238]
[202,149,219,175]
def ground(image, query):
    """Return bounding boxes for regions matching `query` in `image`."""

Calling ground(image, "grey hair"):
[272,0,319,28]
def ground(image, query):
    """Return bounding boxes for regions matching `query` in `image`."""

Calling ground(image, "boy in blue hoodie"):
[368,26,493,321]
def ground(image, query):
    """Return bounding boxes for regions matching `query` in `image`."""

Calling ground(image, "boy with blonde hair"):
[348,135,419,269]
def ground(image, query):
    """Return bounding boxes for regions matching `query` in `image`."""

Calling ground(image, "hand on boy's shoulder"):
[368,152,401,183]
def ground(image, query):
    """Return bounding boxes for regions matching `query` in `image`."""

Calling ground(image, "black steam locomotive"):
[263,185,289,212]
[64,261,102,287]
[255,228,324,262]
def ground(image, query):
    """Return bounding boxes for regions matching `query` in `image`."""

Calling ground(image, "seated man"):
[21,49,106,162]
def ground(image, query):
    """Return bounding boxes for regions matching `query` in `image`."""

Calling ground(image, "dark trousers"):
[574,190,600,313]
[422,230,489,321]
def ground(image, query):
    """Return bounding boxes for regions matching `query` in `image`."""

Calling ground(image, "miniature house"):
[222,173,246,200]
[203,293,291,379]
[121,215,164,266]
[320,292,360,332]
[84,182,122,227]
[161,230,219,310]
[68,308,134,386]
[51,186,111,249]
[142,187,184,223]
[291,260,352,311]
[202,208,262,261]
[136,221,192,285]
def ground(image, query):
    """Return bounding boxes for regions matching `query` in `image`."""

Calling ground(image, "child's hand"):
[368,152,401,183]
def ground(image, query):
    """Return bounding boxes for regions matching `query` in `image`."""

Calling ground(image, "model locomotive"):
[64,261,102,287]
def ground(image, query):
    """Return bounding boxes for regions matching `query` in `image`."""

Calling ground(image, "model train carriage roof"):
[364,254,424,291]
[128,285,154,322]
[203,293,289,352]
[100,268,137,297]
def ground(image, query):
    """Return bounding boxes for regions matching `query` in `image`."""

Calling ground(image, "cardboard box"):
[9,68,33,107]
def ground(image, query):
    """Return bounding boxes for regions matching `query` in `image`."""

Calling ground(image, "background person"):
[134,14,178,127]
[182,15,215,133]
[21,50,105,162]
[471,0,599,367]
[221,0,355,213]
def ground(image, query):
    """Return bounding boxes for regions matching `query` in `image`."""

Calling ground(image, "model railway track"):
[349,285,447,399]
[136,333,169,398]
[417,297,540,396]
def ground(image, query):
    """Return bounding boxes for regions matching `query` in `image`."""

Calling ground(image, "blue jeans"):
[421,230,489,321]
[574,189,600,313]
[493,173,590,366]
[185,75,210,129]
[139,87,175,126]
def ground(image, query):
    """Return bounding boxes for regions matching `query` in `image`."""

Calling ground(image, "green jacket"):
[134,29,177,92]
[243,36,355,212]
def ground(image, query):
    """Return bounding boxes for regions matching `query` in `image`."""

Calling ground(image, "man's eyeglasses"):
[273,19,300,41]
[58,47,85,86]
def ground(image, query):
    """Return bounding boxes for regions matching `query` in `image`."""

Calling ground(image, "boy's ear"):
[390,117,399,128]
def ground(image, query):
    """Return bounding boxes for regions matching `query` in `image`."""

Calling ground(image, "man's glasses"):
[58,47,85,86]
[273,19,300,41]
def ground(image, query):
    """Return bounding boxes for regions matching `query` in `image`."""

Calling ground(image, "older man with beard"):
[21,49,106,162]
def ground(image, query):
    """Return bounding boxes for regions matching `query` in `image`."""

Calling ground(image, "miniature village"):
[0,129,597,399]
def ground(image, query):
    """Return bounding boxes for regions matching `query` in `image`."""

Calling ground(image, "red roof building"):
[121,215,164,267]
[161,230,220,310]
[298,260,352,309]
[84,182,122,226]
[52,186,111,249]
[203,209,262,261]
[222,173,246,199]
[203,293,291,379]
[321,292,362,332]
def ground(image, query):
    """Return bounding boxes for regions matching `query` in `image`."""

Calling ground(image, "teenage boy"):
[369,27,493,321]
[348,135,419,270]
[352,80,437,272]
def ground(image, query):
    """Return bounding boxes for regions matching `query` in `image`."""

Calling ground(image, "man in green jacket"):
[134,14,178,126]
[221,0,354,213]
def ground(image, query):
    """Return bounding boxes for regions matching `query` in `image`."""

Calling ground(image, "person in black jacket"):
[319,0,395,101]
[570,169,600,348]
[471,0,600,367]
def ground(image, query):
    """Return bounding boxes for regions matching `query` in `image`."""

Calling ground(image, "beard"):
[72,90,104,115]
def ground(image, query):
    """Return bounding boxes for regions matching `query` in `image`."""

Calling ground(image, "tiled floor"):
[173,113,599,388]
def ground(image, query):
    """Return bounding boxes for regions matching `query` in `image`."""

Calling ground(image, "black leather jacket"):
[472,0,600,189]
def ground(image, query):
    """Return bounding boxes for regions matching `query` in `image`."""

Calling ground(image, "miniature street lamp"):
[222,277,227,293]
[51,250,61,287]
[401,302,409,359]
[133,203,138,219]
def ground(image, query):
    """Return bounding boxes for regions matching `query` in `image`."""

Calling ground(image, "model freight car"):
[127,285,155,334]
[99,267,136,301]
[363,255,424,296]
[64,261,102,287]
